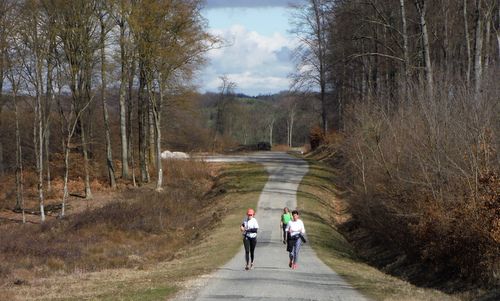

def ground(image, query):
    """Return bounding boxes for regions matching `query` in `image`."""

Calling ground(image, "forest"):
[0,0,498,297]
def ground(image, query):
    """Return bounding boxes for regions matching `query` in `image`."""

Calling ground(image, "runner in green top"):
[280,207,292,244]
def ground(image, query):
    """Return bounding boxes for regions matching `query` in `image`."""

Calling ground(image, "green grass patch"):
[99,286,176,301]
[297,160,461,301]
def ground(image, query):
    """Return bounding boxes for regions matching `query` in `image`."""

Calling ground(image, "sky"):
[198,0,304,96]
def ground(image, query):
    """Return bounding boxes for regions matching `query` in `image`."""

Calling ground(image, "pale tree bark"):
[138,63,150,183]
[28,13,46,222]
[54,0,99,199]
[415,0,434,97]
[127,57,137,186]
[287,101,297,147]
[496,2,500,60]
[15,97,26,223]
[472,0,483,95]
[482,2,493,72]
[44,32,56,192]
[17,1,47,221]
[57,90,92,217]
[269,118,275,147]
[35,56,46,222]
[80,117,93,199]
[441,0,450,78]
[149,75,162,191]
[148,99,156,168]
[115,4,130,179]
[99,10,116,188]
[464,0,472,86]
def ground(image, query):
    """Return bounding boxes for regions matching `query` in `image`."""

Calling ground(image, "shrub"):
[309,126,325,150]
[337,79,500,288]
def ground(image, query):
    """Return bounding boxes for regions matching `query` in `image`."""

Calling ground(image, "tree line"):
[291,0,499,287]
[0,0,216,222]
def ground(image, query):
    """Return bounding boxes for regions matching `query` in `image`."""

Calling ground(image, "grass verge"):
[0,162,267,300]
[297,160,461,301]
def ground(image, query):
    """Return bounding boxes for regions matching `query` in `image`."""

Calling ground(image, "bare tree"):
[53,0,100,199]
[110,0,131,180]
[464,0,472,86]
[214,75,236,142]
[472,0,483,95]
[0,0,13,178]
[399,0,410,96]
[97,3,116,188]
[290,0,332,133]
[414,0,433,96]
[5,27,24,218]
[18,0,49,222]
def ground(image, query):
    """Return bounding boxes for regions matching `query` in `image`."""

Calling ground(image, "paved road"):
[175,152,369,301]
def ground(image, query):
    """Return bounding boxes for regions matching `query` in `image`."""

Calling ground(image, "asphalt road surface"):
[175,152,369,301]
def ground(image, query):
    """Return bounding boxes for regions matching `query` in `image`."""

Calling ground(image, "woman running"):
[280,207,292,244]
[240,208,259,270]
[286,210,306,270]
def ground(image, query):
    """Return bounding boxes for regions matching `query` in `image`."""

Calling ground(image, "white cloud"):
[199,24,298,95]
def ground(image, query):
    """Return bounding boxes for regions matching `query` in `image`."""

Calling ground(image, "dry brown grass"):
[0,161,267,300]
[297,161,462,301]
[331,80,500,291]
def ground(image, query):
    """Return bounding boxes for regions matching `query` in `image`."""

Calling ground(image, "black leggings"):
[243,237,257,264]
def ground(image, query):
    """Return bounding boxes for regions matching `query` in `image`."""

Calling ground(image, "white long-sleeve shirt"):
[286,219,305,237]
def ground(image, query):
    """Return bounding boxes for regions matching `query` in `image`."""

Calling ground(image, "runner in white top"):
[285,210,306,270]
[240,208,259,270]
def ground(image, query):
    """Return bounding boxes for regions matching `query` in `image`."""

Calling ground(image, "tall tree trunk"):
[148,99,156,168]
[150,78,163,191]
[312,0,328,133]
[127,57,137,186]
[483,5,492,73]
[13,86,23,211]
[441,0,450,78]
[15,90,25,223]
[45,42,55,192]
[472,0,483,95]
[100,17,116,188]
[80,117,93,199]
[138,62,149,183]
[35,50,46,222]
[119,18,129,179]
[415,0,434,96]
[497,3,500,60]
[464,0,472,85]
[62,142,70,217]
[269,118,274,147]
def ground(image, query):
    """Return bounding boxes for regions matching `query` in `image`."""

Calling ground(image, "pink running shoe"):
[292,263,298,269]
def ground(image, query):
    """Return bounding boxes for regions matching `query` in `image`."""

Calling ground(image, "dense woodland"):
[0,0,498,295]
[291,0,499,290]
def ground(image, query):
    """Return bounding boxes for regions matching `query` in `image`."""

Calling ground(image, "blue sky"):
[198,0,304,96]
